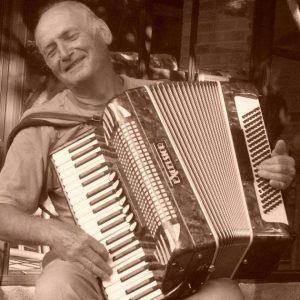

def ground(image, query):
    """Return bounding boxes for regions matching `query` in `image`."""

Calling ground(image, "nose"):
[57,42,72,60]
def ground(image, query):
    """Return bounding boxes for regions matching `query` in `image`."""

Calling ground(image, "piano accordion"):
[51,81,293,300]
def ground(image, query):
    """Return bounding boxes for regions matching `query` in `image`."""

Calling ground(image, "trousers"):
[35,256,103,300]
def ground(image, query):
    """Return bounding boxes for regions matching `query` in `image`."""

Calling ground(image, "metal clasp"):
[88,114,102,125]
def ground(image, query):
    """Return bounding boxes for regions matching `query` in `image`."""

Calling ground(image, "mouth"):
[63,57,85,72]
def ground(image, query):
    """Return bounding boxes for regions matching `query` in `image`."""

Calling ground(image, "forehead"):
[35,6,87,47]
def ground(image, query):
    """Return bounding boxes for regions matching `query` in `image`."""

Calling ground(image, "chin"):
[61,71,92,87]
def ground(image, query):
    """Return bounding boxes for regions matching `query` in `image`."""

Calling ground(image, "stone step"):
[1,283,300,300]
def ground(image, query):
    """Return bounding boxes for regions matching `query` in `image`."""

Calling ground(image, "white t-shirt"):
[0,75,156,224]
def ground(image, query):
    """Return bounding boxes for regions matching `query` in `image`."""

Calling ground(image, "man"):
[0,1,295,299]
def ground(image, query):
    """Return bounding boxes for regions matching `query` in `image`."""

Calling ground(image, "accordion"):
[51,81,293,300]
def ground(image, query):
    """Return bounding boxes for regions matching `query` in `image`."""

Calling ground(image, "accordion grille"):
[147,81,252,275]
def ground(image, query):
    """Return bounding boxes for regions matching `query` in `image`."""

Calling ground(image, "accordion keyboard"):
[51,131,164,300]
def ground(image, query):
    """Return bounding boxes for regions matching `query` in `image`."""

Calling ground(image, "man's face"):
[35,5,110,88]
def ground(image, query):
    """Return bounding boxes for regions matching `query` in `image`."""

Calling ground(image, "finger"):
[89,238,110,262]
[272,140,287,156]
[257,168,291,183]
[258,163,291,175]
[78,255,111,280]
[269,179,287,190]
[259,155,295,167]
[85,248,112,276]
[73,261,94,278]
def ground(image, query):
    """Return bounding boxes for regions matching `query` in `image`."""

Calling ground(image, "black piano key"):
[86,180,117,198]
[75,151,102,168]
[126,277,154,295]
[100,216,126,233]
[117,257,145,274]
[98,209,123,226]
[121,265,148,282]
[89,186,122,205]
[71,144,99,161]
[82,169,110,187]
[109,236,136,254]
[129,285,160,300]
[112,244,141,262]
[68,136,96,153]
[106,229,131,246]
[79,162,111,179]
[92,197,120,214]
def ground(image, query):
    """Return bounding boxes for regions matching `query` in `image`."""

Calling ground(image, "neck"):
[69,68,124,108]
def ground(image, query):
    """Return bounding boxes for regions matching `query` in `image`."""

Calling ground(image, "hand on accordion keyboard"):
[49,220,113,280]
[257,140,295,190]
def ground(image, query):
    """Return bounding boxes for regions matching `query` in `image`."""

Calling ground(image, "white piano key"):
[110,239,140,261]
[53,138,98,165]
[106,232,135,253]
[61,164,109,187]
[72,195,119,219]
[78,207,125,231]
[54,144,100,168]
[109,246,144,269]
[58,155,105,179]
[67,177,118,206]
[106,251,145,278]
[106,271,157,299]
[58,147,102,171]
[65,174,111,201]
[97,222,132,243]
[52,133,95,161]
[136,288,163,300]
[83,201,129,227]
[104,260,148,288]
[102,260,153,292]
[72,189,123,214]
[65,166,113,191]
[64,172,112,198]
[87,221,131,242]
[83,212,130,238]
[125,281,160,300]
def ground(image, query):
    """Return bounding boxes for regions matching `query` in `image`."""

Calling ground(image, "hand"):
[49,220,112,280]
[257,140,295,190]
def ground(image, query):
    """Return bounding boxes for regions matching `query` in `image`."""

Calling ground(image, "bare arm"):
[0,203,112,279]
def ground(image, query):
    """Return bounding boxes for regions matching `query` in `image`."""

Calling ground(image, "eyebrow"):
[41,28,79,54]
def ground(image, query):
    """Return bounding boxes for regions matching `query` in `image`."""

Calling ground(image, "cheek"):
[45,58,60,75]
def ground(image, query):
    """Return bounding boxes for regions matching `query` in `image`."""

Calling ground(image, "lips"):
[62,57,85,72]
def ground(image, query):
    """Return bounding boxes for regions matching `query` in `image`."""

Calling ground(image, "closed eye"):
[65,32,79,41]
[45,45,57,58]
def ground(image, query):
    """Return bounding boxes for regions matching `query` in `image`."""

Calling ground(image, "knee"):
[35,260,78,299]
[35,259,101,300]
[187,278,244,300]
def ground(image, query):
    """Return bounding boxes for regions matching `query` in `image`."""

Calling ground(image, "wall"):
[0,0,27,145]
[180,0,254,77]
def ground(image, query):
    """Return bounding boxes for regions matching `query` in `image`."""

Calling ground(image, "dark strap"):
[6,112,101,150]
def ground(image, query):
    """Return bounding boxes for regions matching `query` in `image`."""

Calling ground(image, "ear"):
[96,19,113,45]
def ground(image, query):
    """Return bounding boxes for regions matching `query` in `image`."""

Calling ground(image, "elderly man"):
[0,1,295,300]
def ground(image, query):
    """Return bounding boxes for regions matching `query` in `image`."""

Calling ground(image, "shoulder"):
[21,89,73,119]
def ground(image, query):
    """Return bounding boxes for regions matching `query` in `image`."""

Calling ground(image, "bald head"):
[35,1,100,43]
[33,0,113,91]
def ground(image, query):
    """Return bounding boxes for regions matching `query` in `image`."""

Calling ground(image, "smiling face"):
[35,3,112,89]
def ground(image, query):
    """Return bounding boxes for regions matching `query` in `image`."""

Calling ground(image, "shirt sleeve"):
[0,126,56,214]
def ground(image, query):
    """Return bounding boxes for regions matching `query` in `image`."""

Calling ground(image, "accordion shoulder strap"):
[6,111,98,150]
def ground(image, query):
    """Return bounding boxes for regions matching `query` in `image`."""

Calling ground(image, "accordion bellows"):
[51,81,292,300]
